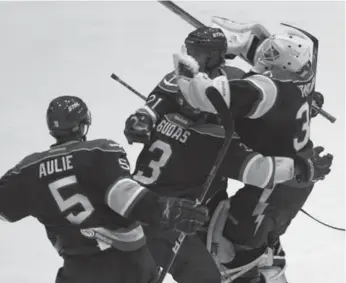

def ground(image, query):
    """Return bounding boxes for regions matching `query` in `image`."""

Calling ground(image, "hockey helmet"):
[46,96,91,141]
[184,27,227,72]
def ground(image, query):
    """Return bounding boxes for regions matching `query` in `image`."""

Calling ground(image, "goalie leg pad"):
[207,199,235,265]
[259,266,288,283]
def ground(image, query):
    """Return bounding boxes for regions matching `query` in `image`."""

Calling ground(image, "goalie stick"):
[281,23,336,123]
[157,0,336,123]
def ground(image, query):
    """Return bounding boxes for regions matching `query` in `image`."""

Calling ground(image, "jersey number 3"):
[134,140,172,185]
[49,175,94,224]
[294,102,310,151]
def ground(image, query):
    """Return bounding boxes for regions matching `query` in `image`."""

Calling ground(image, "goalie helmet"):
[46,95,91,142]
[184,27,227,73]
[253,32,313,81]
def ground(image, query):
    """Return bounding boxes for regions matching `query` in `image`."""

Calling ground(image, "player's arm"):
[98,140,208,235]
[172,51,277,118]
[228,73,278,119]
[220,135,294,188]
[220,136,333,188]
[0,164,33,222]
[124,71,180,144]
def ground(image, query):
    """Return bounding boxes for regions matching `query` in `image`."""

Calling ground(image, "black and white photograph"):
[0,1,344,283]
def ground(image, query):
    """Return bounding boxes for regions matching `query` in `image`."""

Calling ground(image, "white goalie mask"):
[253,31,314,82]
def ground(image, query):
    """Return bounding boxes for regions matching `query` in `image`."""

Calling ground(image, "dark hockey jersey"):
[0,139,145,256]
[146,65,314,158]
[224,66,314,157]
[132,67,283,205]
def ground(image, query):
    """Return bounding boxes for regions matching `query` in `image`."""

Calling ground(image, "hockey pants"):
[55,246,158,283]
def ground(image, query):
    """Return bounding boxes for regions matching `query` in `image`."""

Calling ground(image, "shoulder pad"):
[158,71,179,93]
[221,65,246,80]
[12,152,43,174]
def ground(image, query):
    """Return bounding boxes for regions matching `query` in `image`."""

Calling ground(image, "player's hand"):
[295,146,333,183]
[311,91,324,118]
[159,197,209,235]
[310,146,333,181]
[124,110,154,144]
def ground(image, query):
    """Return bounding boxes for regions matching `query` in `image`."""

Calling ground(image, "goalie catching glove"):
[211,16,271,64]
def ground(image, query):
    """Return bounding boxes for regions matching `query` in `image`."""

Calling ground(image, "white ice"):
[0,1,344,282]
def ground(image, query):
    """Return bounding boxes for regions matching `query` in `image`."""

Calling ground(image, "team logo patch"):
[159,71,178,93]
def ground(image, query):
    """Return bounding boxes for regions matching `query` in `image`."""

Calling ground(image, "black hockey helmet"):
[184,27,227,72]
[46,96,91,142]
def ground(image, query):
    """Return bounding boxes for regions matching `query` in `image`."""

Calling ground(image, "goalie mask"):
[253,32,314,82]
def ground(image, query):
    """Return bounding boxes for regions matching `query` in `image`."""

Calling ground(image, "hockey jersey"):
[0,139,146,256]
[132,67,287,208]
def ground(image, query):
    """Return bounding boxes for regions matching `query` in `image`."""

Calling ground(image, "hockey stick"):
[156,86,235,283]
[300,208,345,232]
[111,73,146,100]
[158,1,336,123]
[158,0,204,29]
[281,23,336,123]
[109,72,235,281]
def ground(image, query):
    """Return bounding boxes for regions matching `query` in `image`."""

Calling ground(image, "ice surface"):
[0,1,344,282]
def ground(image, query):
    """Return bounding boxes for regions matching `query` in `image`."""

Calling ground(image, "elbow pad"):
[241,155,294,188]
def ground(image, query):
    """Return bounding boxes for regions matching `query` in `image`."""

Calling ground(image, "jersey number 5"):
[49,175,94,224]
[133,140,172,185]
[294,102,310,151]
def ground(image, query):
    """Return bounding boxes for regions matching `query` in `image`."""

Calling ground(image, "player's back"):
[1,139,136,255]
[235,77,314,157]
[223,65,314,157]
[133,112,228,201]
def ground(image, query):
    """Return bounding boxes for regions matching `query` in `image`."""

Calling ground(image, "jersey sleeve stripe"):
[241,154,274,188]
[137,106,158,125]
[244,75,277,119]
[106,178,147,217]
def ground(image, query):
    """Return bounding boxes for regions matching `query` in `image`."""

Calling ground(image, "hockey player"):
[0,96,209,283]
[166,22,333,282]
[124,27,332,283]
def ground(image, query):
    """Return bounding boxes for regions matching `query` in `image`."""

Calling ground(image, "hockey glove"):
[158,197,209,235]
[294,146,333,183]
[311,91,324,118]
[124,108,155,144]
